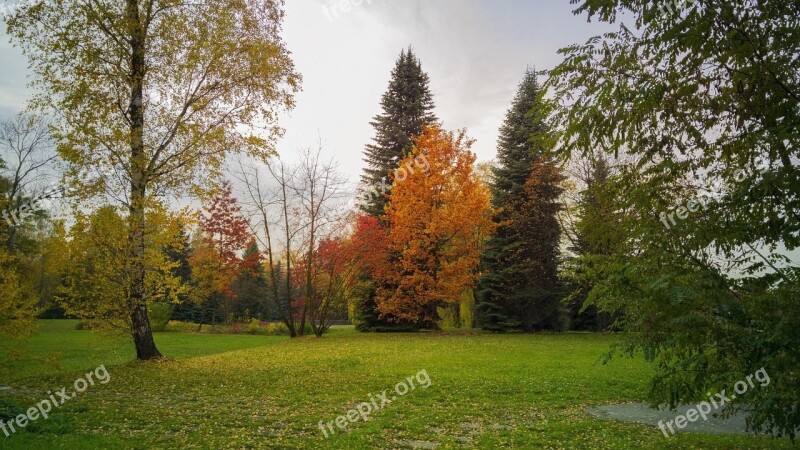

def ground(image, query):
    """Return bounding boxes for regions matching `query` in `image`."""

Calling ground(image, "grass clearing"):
[0,321,792,448]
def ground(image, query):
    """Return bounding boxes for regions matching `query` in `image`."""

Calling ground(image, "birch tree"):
[7,0,300,359]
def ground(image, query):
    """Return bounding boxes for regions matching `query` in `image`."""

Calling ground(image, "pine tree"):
[476,69,563,331]
[360,48,438,218]
[164,222,197,323]
[512,161,566,331]
[231,240,272,321]
[356,48,438,331]
[564,154,618,331]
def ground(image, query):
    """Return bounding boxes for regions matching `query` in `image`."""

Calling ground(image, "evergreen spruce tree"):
[564,154,619,331]
[477,69,563,331]
[231,241,272,321]
[357,48,437,331]
[360,48,438,217]
[165,223,198,323]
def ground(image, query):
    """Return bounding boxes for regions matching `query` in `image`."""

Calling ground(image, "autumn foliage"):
[376,126,494,326]
[191,182,254,301]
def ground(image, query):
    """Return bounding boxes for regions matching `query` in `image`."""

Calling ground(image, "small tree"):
[304,236,357,337]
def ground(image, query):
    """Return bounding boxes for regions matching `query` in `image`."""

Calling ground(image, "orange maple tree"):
[376,126,494,327]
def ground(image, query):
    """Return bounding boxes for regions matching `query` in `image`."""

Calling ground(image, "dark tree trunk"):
[126,0,161,360]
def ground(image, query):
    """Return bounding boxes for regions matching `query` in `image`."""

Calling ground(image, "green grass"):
[0,321,792,449]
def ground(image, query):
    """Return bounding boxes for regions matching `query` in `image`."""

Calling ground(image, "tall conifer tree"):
[360,48,438,217]
[357,48,438,331]
[477,69,564,331]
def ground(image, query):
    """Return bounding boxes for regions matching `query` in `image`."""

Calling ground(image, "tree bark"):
[127,0,161,360]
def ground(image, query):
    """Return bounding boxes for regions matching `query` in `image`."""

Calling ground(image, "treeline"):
[353,50,616,332]
[0,50,620,342]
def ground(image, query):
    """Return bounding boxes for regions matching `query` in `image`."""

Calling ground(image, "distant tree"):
[303,236,357,337]
[193,183,253,324]
[548,0,800,438]
[164,222,197,323]
[188,232,226,329]
[476,70,562,331]
[0,151,48,342]
[292,147,349,335]
[377,126,494,328]
[348,215,394,331]
[230,240,271,321]
[7,0,299,360]
[238,159,303,336]
[238,145,349,335]
[561,154,619,331]
[511,161,567,331]
[358,49,438,330]
[360,48,438,217]
[0,114,57,254]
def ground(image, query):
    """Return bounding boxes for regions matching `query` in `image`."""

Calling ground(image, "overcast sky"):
[0,0,613,184]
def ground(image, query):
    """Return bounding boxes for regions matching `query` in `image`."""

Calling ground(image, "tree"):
[360,48,438,218]
[348,215,394,331]
[164,222,197,323]
[358,48,438,330]
[292,147,349,335]
[187,231,226,329]
[0,113,58,253]
[7,0,300,359]
[476,69,562,331]
[0,164,36,342]
[548,0,800,437]
[561,153,620,331]
[237,147,346,337]
[304,235,357,337]
[230,240,271,322]
[0,250,35,344]
[0,140,52,343]
[512,161,566,331]
[57,205,190,333]
[192,182,253,325]
[238,159,302,336]
[377,126,494,328]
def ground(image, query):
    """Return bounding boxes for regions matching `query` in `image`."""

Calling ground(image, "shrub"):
[265,322,291,336]
[248,319,260,334]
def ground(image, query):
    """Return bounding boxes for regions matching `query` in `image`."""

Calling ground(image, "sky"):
[0,0,613,185]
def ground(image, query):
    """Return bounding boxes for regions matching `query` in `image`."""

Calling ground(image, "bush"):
[148,303,172,332]
[265,322,291,336]
[248,319,266,335]
[164,321,197,333]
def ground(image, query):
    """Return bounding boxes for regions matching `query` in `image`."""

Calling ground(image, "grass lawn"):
[0,321,792,449]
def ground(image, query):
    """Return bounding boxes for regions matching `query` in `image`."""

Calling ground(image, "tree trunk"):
[126,0,161,360]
